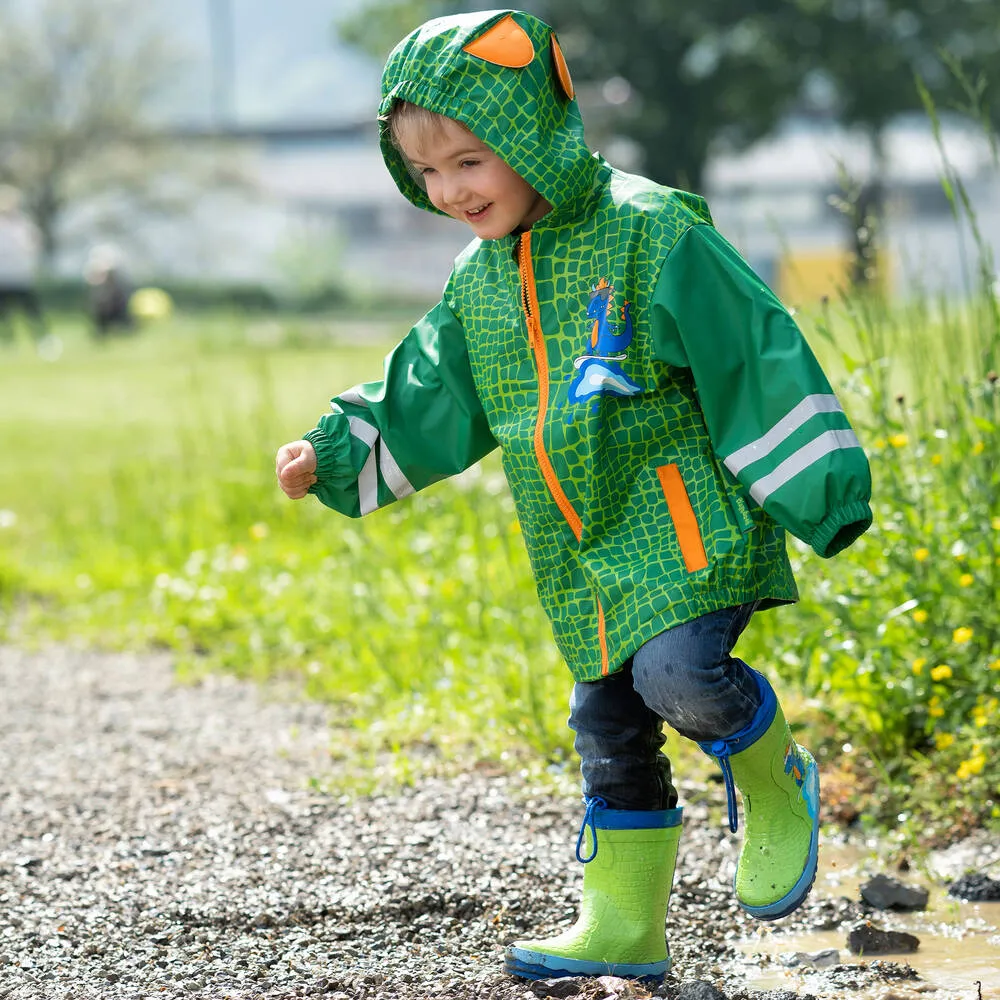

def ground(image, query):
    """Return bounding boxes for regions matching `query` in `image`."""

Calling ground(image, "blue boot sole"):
[504,946,668,982]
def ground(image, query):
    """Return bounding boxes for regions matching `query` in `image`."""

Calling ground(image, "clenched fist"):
[276,440,318,499]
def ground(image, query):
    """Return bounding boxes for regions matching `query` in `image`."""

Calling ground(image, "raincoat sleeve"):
[651,224,872,558]
[303,293,498,518]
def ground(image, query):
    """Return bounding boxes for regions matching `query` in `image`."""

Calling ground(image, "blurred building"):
[41,0,999,305]
[704,116,1000,307]
[62,113,997,308]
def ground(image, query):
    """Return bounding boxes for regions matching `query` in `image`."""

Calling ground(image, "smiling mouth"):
[465,203,491,218]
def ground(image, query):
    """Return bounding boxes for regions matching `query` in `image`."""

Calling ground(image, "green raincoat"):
[304,9,873,682]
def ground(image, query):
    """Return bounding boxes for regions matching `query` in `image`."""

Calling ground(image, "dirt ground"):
[0,645,994,1000]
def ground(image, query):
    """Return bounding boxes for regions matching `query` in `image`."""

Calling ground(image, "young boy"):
[276,9,872,983]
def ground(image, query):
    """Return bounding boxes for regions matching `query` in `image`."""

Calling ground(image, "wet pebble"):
[860,874,929,911]
[782,949,841,969]
[675,981,727,999]
[846,921,921,956]
[947,872,1000,901]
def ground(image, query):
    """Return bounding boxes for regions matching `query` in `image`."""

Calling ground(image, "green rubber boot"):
[504,800,682,982]
[699,670,819,920]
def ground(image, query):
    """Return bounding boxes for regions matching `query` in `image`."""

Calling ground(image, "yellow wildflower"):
[990,659,1000,671]
[912,609,928,624]
[931,664,953,681]
[912,657,927,675]
[928,696,944,718]
[935,732,955,751]
[992,517,1000,532]
[931,454,943,465]
[956,753,986,780]
[972,441,985,455]
[888,433,909,448]
[959,573,974,587]
[914,548,930,562]
[952,626,974,644]
[873,438,886,449]
[249,522,269,541]
[972,707,988,728]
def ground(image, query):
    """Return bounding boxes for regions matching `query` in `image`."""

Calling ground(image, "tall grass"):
[738,90,999,838]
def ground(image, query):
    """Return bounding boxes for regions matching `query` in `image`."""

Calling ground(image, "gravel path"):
[0,646,989,1000]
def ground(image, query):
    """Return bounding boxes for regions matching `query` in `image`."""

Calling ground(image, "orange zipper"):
[517,232,609,675]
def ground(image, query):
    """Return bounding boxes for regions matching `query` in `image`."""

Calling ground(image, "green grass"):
[1,294,997,840]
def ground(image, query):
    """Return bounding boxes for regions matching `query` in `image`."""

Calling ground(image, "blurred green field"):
[0,312,578,782]
[1,299,997,840]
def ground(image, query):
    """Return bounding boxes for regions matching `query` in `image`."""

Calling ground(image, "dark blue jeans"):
[568,603,762,811]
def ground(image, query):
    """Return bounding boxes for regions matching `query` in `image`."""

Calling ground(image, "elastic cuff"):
[809,501,873,558]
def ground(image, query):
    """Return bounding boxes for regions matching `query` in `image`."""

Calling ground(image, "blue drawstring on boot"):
[709,740,739,833]
[575,796,607,863]
[698,668,779,834]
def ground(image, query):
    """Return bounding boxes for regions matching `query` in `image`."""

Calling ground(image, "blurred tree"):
[336,0,808,192]
[786,0,1000,283]
[338,0,1000,199]
[0,0,185,272]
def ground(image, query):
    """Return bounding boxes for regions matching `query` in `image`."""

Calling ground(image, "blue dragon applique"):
[568,277,644,404]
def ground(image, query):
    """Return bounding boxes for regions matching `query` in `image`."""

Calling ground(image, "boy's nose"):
[440,172,466,208]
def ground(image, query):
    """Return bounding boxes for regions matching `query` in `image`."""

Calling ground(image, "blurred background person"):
[84,244,134,339]
[0,185,47,346]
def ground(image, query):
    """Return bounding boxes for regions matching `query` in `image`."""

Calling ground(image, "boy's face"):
[395,115,550,239]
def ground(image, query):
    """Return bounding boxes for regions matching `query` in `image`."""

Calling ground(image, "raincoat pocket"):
[654,463,708,573]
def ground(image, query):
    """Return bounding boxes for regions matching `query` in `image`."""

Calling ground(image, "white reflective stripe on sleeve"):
[379,439,415,501]
[338,386,370,408]
[749,429,861,505]
[347,415,413,513]
[725,394,845,478]
[347,416,379,515]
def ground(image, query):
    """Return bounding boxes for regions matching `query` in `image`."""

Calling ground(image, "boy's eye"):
[419,166,435,176]
[459,159,479,168]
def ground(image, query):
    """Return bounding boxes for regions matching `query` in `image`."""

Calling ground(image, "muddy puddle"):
[734,836,1000,999]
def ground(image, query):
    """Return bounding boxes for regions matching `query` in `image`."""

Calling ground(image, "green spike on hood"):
[377,9,599,229]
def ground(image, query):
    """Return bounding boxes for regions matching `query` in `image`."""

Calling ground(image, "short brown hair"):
[387,100,471,156]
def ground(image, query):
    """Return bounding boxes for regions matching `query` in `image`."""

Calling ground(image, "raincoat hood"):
[378,9,599,227]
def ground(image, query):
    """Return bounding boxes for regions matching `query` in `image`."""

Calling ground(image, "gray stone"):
[677,981,728,1000]
[947,872,1000,901]
[860,873,930,911]
[782,948,841,969]
[527,978,586,998]
[847,921,920,955]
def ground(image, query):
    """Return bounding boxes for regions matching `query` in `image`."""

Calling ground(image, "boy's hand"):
[276,440,318,499]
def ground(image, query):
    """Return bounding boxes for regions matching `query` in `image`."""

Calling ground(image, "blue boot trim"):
[697,669,777,832]
[575,798,684,863]
[504,945,668,982]
[738,755,821,920]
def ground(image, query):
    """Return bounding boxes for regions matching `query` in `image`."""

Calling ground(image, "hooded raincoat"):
[304,9,873,683]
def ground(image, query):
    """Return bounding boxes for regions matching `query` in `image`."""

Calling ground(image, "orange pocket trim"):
[656,464,709,573]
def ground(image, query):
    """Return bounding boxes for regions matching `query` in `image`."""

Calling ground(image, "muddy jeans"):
[568,602,762,811]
